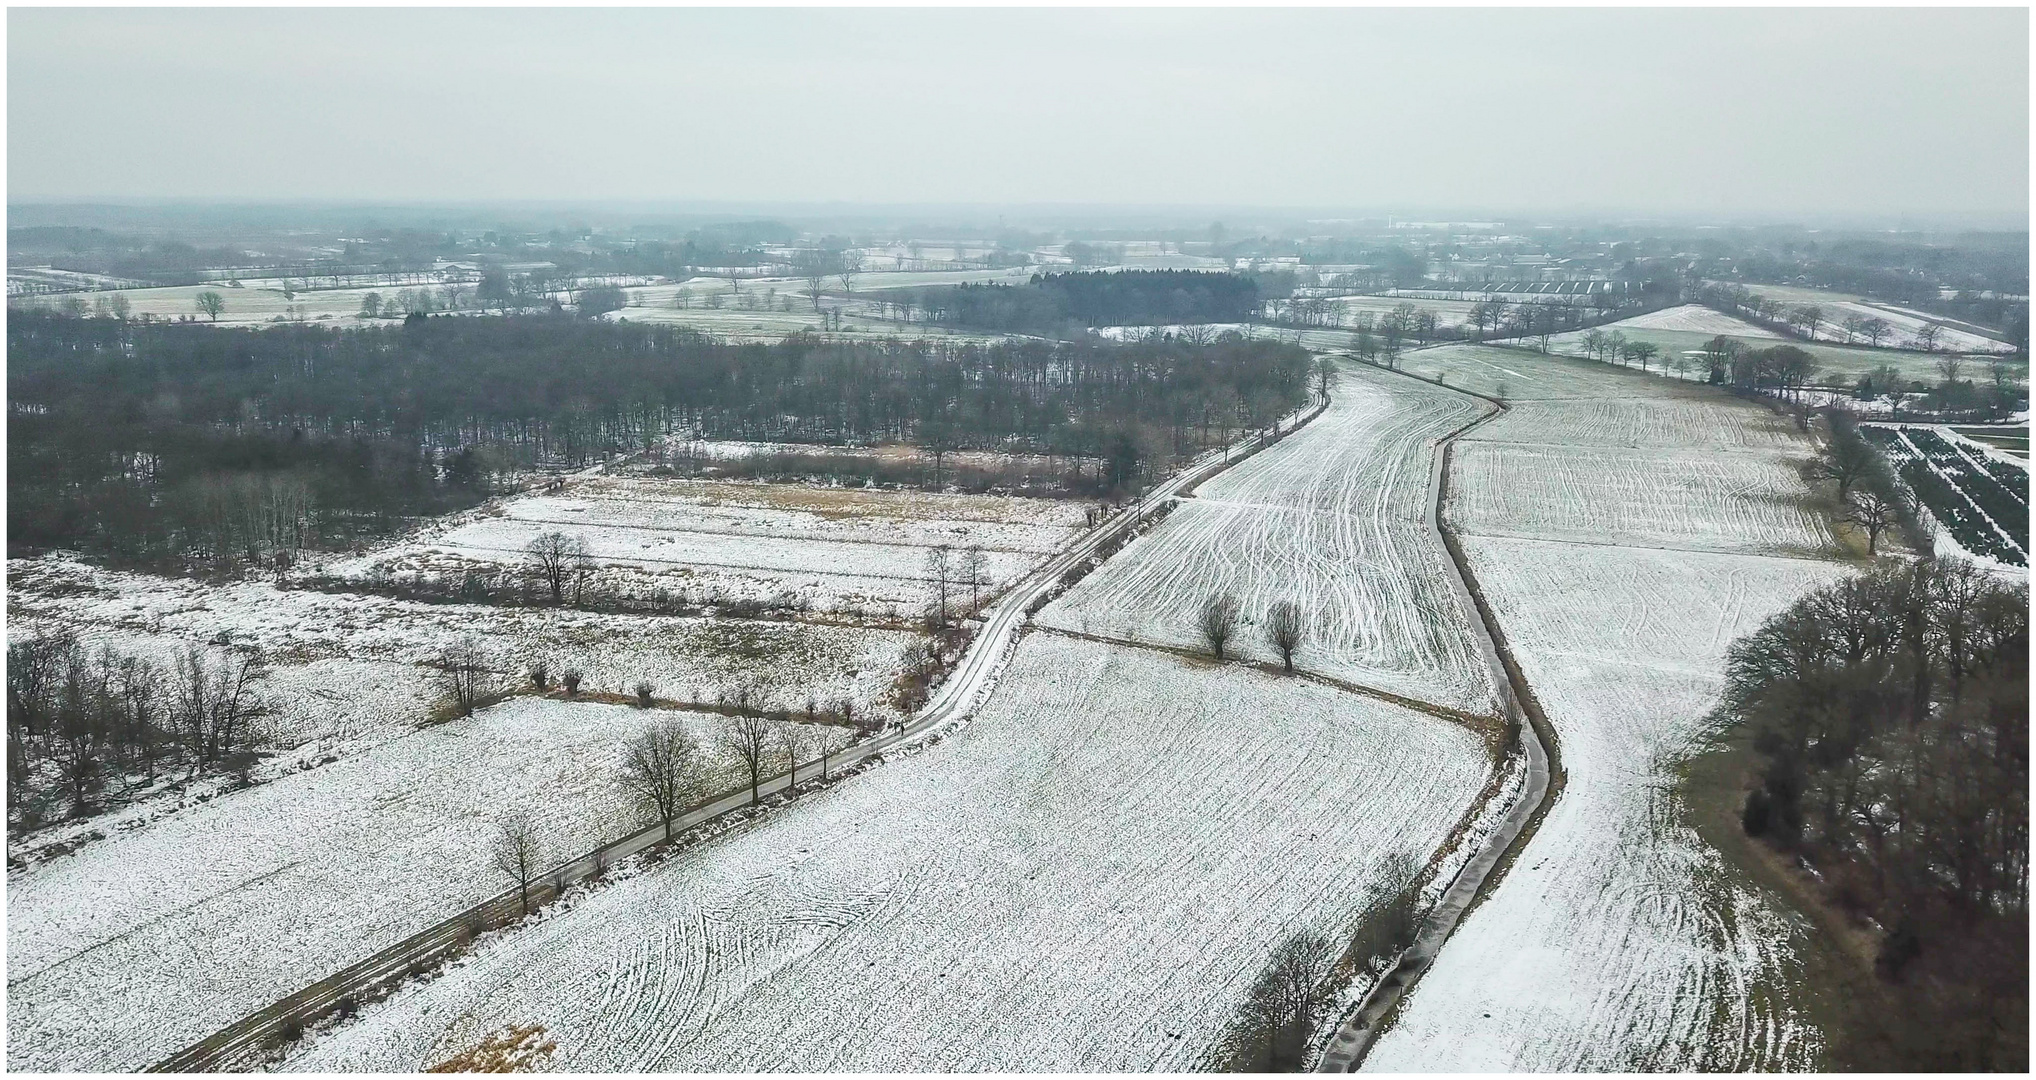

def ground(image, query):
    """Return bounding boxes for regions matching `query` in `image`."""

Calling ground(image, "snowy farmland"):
[6,696,838,1072]
[1036,366,1501,715]
[7,557,915,752]
[1737,285,2017,355]
[1603,303,1785,338]
[285,634,1493,1071]
[1364,350,1856,1071]
[1540,317,2012,388]
[1445,442,1834,556]
[335,474,1089,615]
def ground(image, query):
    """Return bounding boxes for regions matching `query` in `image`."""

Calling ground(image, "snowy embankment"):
[284,635,1490,1072]
[1036,371,1501,716]
[6,698,832,1072]
[1364,349,1853,1071]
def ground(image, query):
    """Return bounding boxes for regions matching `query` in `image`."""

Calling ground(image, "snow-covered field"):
[1446,442,1833,556]
[336,475,1088,615]
[1737,286,2017,355]
[1391,343,1659,401]
[6,697,832,1072]
[285,634,1492,1071]
[1539,319,2014,387]
[1365,540,1850,1071]
[1365,351,1855,1071]
[1036,367,1501,714]
[1604,303,1783,338]
[8,557,915,753]
[1331,294,1479,330]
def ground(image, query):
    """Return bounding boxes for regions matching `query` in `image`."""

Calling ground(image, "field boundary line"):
[1029,625,1500,738]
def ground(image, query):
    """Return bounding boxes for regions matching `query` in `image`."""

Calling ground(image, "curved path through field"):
[1315,371,1559,1071]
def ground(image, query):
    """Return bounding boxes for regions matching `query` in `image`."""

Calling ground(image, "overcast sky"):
[8,6,2028,223]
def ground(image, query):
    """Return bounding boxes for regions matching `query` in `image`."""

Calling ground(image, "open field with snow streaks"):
[287,635,1491,1072]
[7,697,830,1073]
[1446,442,1834,555]
[1364,540,1851,1071]
[1607,303,1784,338]
[341,475,1087,614]
[1365,350,1854,1071]
[1036,369,1500,714]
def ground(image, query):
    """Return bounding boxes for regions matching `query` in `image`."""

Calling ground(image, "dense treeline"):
[7,632,268,830]
[1718,558,2027,1070]
[8,312,1310,569]
[895,270,1260,335]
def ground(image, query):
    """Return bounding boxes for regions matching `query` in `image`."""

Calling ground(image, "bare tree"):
[619,718,701,842]
[780,724,817,785]
[633,680,656,708]
[1265,601,1305,673]
[525,531,589,604]
[958,546,989,613]
[1861,316,1892,347]
[434,637,497,717]
[1222,929,1340,1069]
[1935,354,1965,386]
[1200,593,1242,661]
[721,711,776,805]
[491,813,546,916]
[1845,487,1907,555]
[816,723,852,780]
[194,291,225,321]
[925,545,953,628]
[1915,323,1945,353]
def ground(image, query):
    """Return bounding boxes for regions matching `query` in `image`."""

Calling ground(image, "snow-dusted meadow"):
[6,697,836,1072]
[1036,367,1501,714]
[8,557,915,752]
[1365,351,1855,1071]
[285,634,1492,1072]
[1445,442,1834,556]
[335,475,1089,615]
[1330,294,1479,330]
[1602,303,1785,338]
[1538,313,2017,387]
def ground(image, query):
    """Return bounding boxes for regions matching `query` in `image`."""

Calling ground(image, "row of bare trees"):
[1199,595,1306,672]
[488,707,859,916]
[7,632,267,822]
[923,544,992,628]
